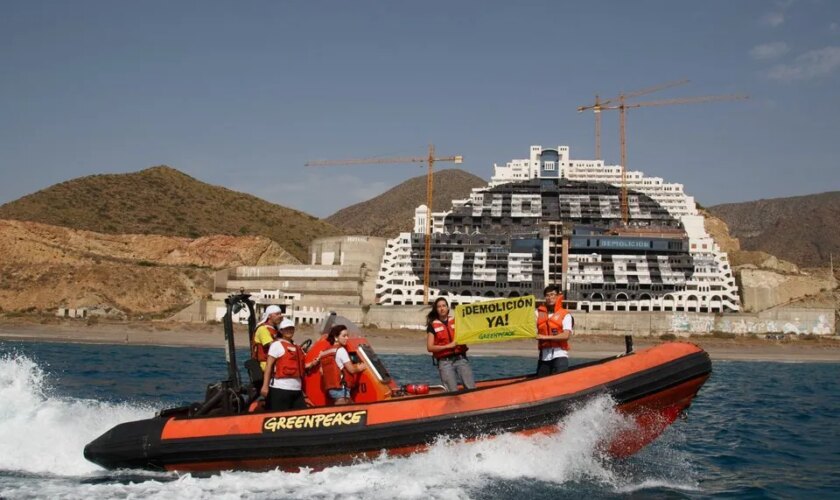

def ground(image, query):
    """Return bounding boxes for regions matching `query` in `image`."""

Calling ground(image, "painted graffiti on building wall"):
[717,313,833,335]
[670,314,715,334]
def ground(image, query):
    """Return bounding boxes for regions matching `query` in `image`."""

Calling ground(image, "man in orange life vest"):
[535,284,573,377]
[253,305,283,371]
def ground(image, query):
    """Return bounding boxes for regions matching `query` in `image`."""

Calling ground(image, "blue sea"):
[0,340,838,499]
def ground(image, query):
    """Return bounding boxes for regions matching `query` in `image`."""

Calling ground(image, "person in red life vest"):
[320,325,367,405]
[426,297,476,392]
[260,318,320,411]
[253,305,283,371]
[535,284,573,377]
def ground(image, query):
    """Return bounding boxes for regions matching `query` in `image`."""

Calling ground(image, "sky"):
[1,0,839,217]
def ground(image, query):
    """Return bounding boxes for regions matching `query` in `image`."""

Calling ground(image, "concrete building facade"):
[170,236,387,325]
[375,144,740,313]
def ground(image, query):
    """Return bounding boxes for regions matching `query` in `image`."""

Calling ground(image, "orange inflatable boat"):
[84,294,711,472]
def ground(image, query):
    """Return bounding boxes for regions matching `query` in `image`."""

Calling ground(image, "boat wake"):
[0,352,698,499]
[0,352,156,476]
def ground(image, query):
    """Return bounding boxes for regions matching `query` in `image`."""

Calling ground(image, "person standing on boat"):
[253,305,283,371]
[320,325,367,405]
[535,284,573,377]
[426,297,476,392]
[260,318,320,411]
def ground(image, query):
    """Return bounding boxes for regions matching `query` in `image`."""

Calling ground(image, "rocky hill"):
[0,219,297,316]
[704,210,837,315]
[709,192,840,268]
[0,166,342,262]
[326,169,486,237]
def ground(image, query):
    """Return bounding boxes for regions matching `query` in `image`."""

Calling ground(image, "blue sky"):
[1,0,838,217]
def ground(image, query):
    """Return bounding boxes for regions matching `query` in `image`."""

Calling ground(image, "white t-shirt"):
[335,346,351,371]
[267,341,302,391]
[539,313,574,361]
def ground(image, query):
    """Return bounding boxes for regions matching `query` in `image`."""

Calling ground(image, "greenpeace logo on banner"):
[455,295,538,345]
[477,330,516,341]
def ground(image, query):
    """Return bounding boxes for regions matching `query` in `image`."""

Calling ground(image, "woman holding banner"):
[426,297,476,392]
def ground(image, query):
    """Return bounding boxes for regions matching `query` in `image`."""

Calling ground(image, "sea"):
[0,340,838,499]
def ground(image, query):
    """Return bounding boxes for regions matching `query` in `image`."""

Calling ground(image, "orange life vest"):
[537,305,571,351]
[430,317,467,360]
[320,347,342,391]
[251,324,277,362]
[273,339,304,379]
[321,346,358,391]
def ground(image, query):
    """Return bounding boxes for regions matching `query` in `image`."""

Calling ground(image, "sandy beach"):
[1,317,838,362]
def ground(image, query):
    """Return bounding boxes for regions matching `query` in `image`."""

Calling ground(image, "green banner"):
[454,295,537,345]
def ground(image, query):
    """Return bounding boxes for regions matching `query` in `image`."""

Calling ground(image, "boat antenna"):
[223,292,255,393]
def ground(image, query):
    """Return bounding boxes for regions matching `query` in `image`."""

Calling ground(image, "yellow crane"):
[305,144,463,304]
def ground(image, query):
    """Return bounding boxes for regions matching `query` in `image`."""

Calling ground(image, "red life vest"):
[321,346,358,391]
[430,317,467,360]
[251,324,277,362]
[273,339,304,379]
[537,305,571,351]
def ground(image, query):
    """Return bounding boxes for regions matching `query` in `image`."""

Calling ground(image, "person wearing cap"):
[535,284,573,377]
[260,318,320,411]
[253,305,283,371]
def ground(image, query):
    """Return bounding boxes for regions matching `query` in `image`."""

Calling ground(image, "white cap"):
[279,318,295,330]
[264,305,282,316]
[258,305,283,325]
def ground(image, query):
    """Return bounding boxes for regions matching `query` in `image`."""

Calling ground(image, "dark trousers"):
[536,356,569,377]
[266,387,306,411]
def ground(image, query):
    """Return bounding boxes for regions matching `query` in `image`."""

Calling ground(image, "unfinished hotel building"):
[375,145,740,313]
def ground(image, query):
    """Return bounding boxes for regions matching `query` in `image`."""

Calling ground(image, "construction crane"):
[578,80,689,161]
[605,93,748,223]
[305,145,463,305]
[579,82,748,224]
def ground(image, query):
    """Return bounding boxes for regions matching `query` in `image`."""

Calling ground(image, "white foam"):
[0,352,156,476]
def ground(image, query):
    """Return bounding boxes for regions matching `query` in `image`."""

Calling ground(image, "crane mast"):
[579,81,747,224]
[306,145,463,304]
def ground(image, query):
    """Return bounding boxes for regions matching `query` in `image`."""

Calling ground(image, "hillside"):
[326,169,487,237]
[709,192,840,267]
[0,166,342,262]
[0,219,297,315]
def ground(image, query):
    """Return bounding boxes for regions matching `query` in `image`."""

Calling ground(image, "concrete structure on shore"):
[56,307,88,319]
[169,233,835,335]
[170,236,386,324]
[168,143,835,334]
[375,144,741,313]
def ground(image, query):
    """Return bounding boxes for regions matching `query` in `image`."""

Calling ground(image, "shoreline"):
[1,320,839,363]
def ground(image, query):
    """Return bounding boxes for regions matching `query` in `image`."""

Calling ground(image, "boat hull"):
[84,342,711,472]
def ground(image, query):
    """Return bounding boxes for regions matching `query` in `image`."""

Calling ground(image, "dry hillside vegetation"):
[0,165,341,262]
[0,219,297,315]
[326,169,486,237]
[709,191,840,267]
